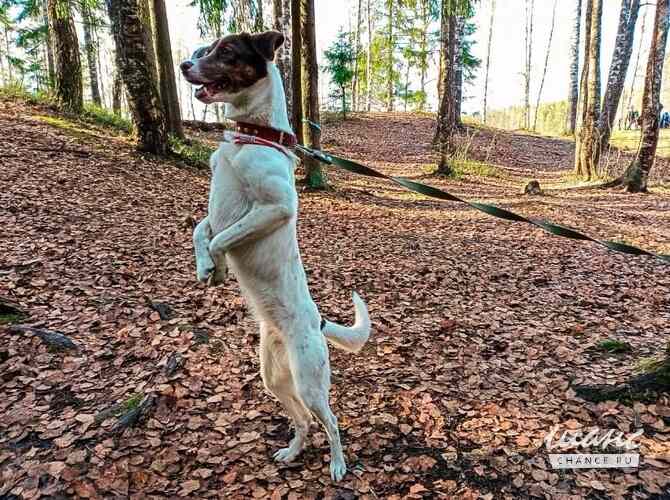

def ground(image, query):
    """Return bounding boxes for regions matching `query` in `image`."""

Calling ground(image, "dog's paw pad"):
[330,460,347,482]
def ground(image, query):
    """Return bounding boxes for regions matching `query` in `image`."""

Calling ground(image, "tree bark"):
[482,0,495,123]
[454,16,464,128]
[352,0,363,112]
[290,0,303,140]
[435,3,457,174]
[385,0,394,112]
[112,68,123,114]
[532,0,557,131]
[47,0,83,113]
[523,0,535,129]
[107,0,168,155]
[42,0,55,87]
[566,0,582,135]
[625,8,647,117]
[152,0,184,139]
[366,0,372,111]
[621,0,670,192]
[273,0,292,118]
[598,0,641,154]
[300,0,326,188]
[574,0,603,180]
[81,2,101,106]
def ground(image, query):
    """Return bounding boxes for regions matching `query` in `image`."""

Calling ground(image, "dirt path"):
[1,101,669,499]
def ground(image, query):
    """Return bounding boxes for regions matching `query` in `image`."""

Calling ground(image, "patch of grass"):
[169,135,214,168]
[0,83,52,105]
[598,339,632,354]
[122,393,144,412]
[441,159,502,180]
[82,103,132,134]
[34,114,100,140]
[0,313,22,325]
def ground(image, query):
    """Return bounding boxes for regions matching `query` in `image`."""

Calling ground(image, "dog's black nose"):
[180,60,194,73]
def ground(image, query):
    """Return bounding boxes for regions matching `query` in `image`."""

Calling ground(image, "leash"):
[229,123,670,264]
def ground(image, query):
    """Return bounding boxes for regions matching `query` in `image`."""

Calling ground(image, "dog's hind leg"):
[286,327,347,482]
[260,324,312,463]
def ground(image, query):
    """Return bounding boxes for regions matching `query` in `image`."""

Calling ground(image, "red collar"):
[234,122,298,149]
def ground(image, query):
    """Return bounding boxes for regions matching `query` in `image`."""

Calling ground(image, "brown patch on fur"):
[183,31,284,94]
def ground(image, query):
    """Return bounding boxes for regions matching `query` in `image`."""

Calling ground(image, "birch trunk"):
[386,0,394,112]
[533,0,557,131]
[107,0,168,154]
[566,0,582,134]
[574,0,603,180]
[81,2,101,106]
[272,0,292,117]
[366,0,372,111]
[523,0,535,129]
[621,0,670,192]
[290,0,303,137]
[599,0,641,154]
[352,0,362,112]
[482,0,495,123]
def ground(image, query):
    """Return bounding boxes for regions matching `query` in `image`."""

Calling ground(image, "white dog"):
[181,30,371,481]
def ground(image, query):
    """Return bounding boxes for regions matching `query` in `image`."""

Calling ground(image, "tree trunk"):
[152,0,184,139]
[435,4,457,174]
[574,0,603,180]
[599,0,641,154]
[566,0,582,135]
[626,8,647,117]
[366,0,372,111]
[300,0,326,188]
[532,0,557,131]
[352,0,362,112]
[290,0,303,139]
[621,0,669,192]
[418,0,429,112]
[47,0,83,113]
[482,0,495,123]
[255,0,264,32]
[42,0,55,87]
[81,3,102,106]
[273,0,292,117]
[523,0,535,130]
[385,0,394,112]
[107,0,168,155]
[454,16,464,128]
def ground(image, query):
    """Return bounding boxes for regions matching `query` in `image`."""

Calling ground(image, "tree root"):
[110,394,157,435]
[7,325,78,350]
[574,368,670,403]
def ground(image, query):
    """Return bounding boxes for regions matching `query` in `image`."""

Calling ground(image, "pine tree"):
[47,0,83,113]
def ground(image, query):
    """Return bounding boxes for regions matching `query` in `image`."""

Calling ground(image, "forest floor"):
[1,98,670,499]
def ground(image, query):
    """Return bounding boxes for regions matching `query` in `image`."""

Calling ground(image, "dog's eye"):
[219,45,232,56]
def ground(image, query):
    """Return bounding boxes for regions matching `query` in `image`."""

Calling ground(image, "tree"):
[107,0,168,154]
[47,0,83,113]
[300,0,326,188]
[532,0,557,131]
[80,1,101,106]
[152,0,184,139]
[619,0,670,192]
[598,0,641,154]
[272,0,292,116]
[625,7,647,116]
[290,0,302,138]
[434,0,458,173]
[566,0,582,135]
[574,0,603,180]
[351,0,362,111]
[385,0,395,111]
[522,0,534,129]
[482,0,494,123]
[365,0,372,111]
[325,30,355,119]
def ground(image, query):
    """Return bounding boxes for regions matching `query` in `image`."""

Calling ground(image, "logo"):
[544,425,643,469]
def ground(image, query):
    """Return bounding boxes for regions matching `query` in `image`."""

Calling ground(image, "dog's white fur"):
[192,62,371,481]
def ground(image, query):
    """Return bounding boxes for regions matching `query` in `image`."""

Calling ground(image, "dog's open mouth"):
[194,79,229,100]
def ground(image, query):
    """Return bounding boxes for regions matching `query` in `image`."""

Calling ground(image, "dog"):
[180,30,371,481]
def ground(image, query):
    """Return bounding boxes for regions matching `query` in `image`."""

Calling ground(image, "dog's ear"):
[249,31,285,61]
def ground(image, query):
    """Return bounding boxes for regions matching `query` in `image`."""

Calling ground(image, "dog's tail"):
[322,292,371,353]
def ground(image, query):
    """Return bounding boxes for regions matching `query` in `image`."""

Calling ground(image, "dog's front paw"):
[273,446,300,463]
[207,260,228,286]
[196,258,215,284]
[330,457,347,482]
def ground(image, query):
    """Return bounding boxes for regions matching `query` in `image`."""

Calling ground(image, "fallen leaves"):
[0,101,669,498]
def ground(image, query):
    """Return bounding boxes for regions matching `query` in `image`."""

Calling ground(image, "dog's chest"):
[208,149,251,234]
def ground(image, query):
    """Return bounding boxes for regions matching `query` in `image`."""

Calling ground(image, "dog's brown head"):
[180,30,284,104]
